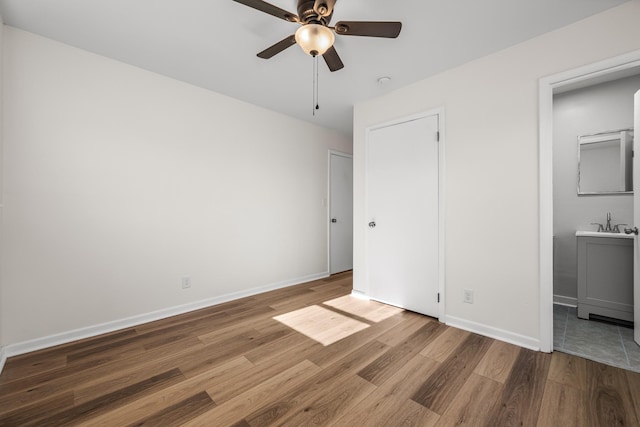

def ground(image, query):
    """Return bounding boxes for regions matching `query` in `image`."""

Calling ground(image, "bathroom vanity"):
[576,231,633,322]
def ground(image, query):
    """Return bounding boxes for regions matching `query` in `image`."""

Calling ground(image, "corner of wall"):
[0,346,6,375]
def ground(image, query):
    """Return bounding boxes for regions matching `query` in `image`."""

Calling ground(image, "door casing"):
[635,89,640,346]
[539,49,640,352]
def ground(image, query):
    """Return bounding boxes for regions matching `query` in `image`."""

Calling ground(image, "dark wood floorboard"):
[411,333,493,414]
[488,348,551,426]
[357,321,445,386]
[241,340,388,426]
[1,271,640,426]
[125,391,215,427]
[585,359,640,426]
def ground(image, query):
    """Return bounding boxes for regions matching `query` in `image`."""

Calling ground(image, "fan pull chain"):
[312,55,319,116]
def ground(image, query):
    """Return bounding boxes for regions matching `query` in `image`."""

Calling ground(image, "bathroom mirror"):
[578,129,634,195]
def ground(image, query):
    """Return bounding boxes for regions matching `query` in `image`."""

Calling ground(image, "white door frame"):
[539,49,640,352]
[364,107,446,320]
[328,150,353,275]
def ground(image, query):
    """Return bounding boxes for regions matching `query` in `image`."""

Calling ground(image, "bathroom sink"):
[576,230,634,239]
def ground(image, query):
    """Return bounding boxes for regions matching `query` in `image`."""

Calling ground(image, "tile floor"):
[554,304,640,373]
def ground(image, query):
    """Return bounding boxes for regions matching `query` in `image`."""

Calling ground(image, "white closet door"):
[366,114,439,317]
[330,153,353,274]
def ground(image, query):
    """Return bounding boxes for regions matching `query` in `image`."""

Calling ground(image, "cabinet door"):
[577,237,633,321]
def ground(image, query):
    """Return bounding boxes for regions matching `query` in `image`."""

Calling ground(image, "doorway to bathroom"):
[540,51,640,371]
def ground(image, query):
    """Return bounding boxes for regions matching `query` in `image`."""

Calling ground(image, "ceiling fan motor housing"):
[297,0,332,25]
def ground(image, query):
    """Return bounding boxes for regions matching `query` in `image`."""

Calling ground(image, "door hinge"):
[437,292,440,303]
[436,131,440,142]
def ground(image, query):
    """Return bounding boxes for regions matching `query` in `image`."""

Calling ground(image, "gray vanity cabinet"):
[577,235,633,322]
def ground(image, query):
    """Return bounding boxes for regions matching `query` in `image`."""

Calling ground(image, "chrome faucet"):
[604,212,613,232]
[591,213,624,232]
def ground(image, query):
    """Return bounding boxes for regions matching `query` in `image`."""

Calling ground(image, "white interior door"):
[634,89,640,346]
[366,114,439,317]
[329,153,353,274]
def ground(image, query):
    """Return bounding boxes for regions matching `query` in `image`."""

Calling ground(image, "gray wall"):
[553,74,640,302]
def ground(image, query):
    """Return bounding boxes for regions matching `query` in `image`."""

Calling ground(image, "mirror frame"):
[577,128,634,196]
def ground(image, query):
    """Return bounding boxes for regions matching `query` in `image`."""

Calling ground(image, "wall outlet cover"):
[463,289,473,304]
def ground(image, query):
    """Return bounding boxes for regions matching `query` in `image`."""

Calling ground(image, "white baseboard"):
[1,271,329,365]
[444,315,540,351]
[347,292,540,351]
[350,290,369,300]
[553,295,578,307]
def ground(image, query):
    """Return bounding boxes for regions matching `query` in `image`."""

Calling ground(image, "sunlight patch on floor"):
[273,305,369,346]
[323,295,403,323]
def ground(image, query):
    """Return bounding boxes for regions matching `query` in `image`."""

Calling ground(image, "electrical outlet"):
[463,288,473,304]
[182,276,191,289]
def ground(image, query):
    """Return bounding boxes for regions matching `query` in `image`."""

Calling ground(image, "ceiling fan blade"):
[232,0,299,22]
[334,21,402,38]
[313,0,336,17]
[322,45,344,72]
[257,35,297,59]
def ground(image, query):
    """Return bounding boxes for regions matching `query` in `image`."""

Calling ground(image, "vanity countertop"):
[576,230,634,239]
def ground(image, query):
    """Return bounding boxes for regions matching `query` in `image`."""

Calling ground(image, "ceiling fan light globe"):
[295,24,335,57]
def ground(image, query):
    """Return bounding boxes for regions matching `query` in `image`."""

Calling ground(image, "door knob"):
[331,218,337,223]
[368,221,376,228]
[624,226,639,235]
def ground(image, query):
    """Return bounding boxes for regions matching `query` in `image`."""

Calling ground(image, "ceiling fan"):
[232,0,402,72]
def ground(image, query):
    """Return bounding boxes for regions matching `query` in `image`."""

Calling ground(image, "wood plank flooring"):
[2,271,640,426]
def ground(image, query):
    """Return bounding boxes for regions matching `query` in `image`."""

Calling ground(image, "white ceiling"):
[0,0,629,136]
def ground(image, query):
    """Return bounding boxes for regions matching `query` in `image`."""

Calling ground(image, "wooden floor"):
[2,272,640,426]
